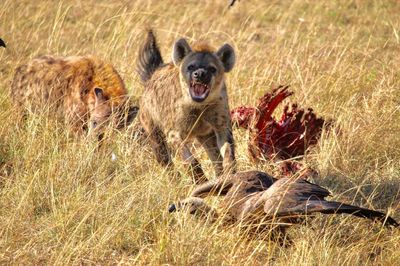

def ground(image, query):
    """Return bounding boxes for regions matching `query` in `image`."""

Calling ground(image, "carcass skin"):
[169,171,399,242]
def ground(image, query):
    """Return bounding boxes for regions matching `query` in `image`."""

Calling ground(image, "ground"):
[0,0,399,265]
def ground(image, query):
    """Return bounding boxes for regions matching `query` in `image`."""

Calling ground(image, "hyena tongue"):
[194,84,206,96]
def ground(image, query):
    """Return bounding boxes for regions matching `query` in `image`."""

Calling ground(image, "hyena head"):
[88,88,139,140]
[87,88,112,140]
[172,39,236,103]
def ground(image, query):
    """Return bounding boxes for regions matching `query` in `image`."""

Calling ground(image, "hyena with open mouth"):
[137,30,236,183]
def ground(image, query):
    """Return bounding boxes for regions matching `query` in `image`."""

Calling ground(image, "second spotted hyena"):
[12,55,138,138]
[137,31,237,183]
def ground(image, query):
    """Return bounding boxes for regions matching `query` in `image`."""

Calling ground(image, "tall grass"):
[0,0,399,264]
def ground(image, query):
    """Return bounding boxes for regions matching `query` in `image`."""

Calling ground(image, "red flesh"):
[231,85,330,175]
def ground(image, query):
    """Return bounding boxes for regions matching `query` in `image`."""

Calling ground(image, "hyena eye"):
[187,65,195,71]
[209,66,217,73]
[92,121,98,128]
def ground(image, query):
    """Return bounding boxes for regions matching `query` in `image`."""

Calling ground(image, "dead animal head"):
[172,38,235,103]
[168,197,218,220]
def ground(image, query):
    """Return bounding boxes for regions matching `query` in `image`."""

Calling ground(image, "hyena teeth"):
[138,30,237,183]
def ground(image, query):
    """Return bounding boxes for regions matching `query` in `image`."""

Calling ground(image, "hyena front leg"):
[168,131,207,184]
[181,145,207,184]
[147,126,173,167]
[197,132,223,177]
[140,113,172,167]
[215,126,236,175]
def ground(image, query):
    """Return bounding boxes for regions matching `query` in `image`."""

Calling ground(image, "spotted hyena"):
[137,30,236,183]
[11,55,138,138]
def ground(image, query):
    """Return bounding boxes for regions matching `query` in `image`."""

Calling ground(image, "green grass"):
[0,0,399,264]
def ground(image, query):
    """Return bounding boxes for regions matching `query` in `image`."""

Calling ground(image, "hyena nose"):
[192,69,206,80]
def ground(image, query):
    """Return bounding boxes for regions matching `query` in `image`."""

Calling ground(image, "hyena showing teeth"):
[137,30,236,184]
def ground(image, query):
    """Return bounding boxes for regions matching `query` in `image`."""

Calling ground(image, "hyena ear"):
[0,38,5,48]
[172,38,192,65]
[216,44,235,72]
[94,87,106,105]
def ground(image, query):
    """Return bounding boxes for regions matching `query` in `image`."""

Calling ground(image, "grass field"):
[1,0,400,264]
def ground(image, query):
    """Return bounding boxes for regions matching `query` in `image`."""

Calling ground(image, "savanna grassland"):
[1,0,400,264]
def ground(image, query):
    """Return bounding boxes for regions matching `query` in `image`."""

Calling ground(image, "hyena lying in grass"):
[137,31,236,183]
[12,55,138,139]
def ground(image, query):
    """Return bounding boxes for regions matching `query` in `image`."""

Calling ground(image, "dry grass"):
[1,0,400,264]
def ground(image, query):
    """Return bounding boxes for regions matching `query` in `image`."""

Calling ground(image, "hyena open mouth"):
[189,81,210,102]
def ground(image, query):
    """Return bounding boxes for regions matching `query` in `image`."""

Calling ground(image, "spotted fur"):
[138,30,236,184]
[11,55,138,134]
